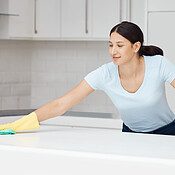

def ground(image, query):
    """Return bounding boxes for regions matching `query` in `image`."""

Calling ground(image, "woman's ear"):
[134,41,141,53]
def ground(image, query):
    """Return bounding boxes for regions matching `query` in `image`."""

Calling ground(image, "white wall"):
[0,40,120,116]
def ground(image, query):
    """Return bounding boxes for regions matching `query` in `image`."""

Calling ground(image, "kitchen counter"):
[0,124,175,175]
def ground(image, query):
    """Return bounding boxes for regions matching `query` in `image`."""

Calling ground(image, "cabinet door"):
[148,12,175,113]
[92,0,120,39]
[148,0,175,11]
[61,0,91,38]
[34,0,60,38]
[9,0,33,38]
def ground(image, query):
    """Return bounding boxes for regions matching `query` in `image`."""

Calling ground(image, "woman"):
[1,21,175,135]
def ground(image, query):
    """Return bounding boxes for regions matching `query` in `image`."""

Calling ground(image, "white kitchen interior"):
[1,0,175,174]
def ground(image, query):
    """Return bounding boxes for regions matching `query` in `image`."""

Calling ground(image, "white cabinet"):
[0,0,120,40]
[0,0,33,39]
[147,0,175,113]
[61,0,91,38]
[148,12,175,59]
[0,0,60,39]
[147,0,175,11]
[33,0,61,39]
[92,0,120,39]
[61,0,120,39]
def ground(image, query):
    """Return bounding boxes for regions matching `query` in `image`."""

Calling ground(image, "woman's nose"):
[112,46,118,55]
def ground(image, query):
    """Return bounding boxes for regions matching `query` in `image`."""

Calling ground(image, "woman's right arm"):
[35,79,94,122]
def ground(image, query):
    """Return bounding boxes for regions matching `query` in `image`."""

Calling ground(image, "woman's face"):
[109,32,137,65]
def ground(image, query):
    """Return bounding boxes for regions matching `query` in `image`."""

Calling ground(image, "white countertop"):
[1,124,175,175]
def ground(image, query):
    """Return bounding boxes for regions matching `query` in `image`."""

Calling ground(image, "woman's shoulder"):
[145,54,164,61]
[104,61,116,70]
[145,55,165,67]
[102,62,116,79]
[92,62,116,80]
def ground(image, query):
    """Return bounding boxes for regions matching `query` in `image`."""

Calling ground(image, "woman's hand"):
[0,112,40,132]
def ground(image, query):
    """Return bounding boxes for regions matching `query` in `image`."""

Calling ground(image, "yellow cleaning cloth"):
[0,112,40,132]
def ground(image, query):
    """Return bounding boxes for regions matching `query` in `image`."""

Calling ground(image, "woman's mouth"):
[112,56,121,60]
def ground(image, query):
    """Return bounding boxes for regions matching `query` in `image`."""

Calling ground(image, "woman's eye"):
[118,45,123,47]
[109,45,113,47]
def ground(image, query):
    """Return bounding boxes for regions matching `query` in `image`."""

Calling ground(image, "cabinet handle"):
[0,13,19,16]
[127,0,131,21]
[34,0,37,34]
[85,0,88,33]
[119,0,122,22]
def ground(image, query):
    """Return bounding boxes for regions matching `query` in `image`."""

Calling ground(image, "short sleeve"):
[160,56,175,83]
[84,65,105,90]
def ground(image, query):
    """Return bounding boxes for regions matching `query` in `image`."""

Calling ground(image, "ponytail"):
[139,45,163,56]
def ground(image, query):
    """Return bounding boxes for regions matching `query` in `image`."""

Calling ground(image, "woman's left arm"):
[171,79,175,88]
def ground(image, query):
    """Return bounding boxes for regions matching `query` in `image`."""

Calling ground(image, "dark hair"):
[110,21,163,56]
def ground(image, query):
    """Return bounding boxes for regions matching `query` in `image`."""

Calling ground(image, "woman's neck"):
[118,55,144,79]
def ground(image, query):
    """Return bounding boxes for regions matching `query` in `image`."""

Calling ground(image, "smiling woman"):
[1,21,175,135]
[84,21,175,134]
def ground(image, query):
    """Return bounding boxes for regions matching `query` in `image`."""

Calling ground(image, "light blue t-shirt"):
[84,55,175,132]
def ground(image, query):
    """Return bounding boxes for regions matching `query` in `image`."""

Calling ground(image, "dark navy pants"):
[122,120,175,135]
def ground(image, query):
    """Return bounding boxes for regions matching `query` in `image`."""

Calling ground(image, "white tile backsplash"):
[0,85,11,97]
[0,40,120,117]
[19,96,31,109]
[1,96,20,110]
[11,84,31,96]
